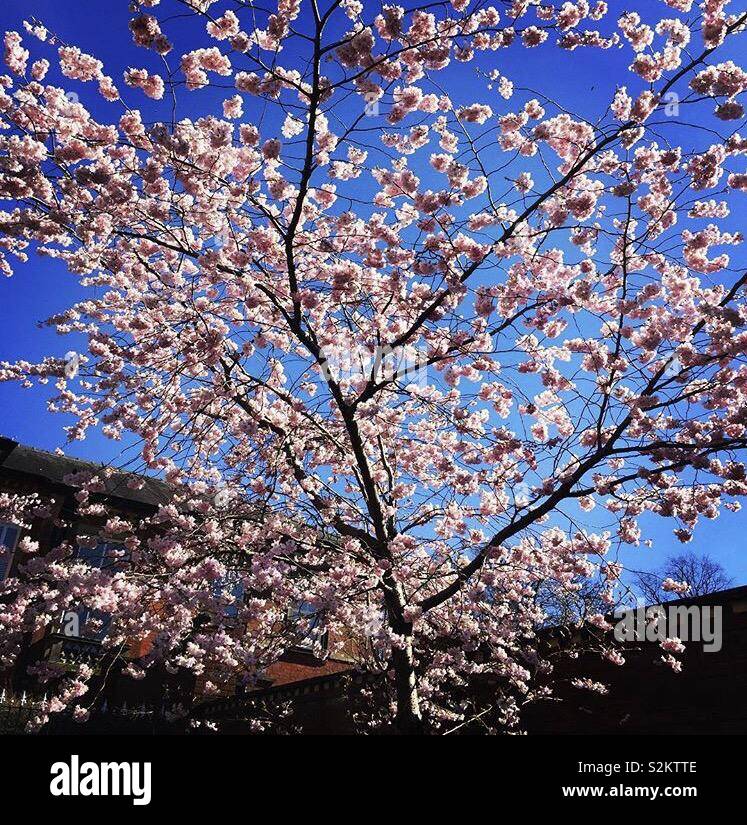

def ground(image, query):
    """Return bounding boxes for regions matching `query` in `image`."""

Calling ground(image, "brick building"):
[196,585,747,734]
[524,585,747,734]
[0,437,357,727]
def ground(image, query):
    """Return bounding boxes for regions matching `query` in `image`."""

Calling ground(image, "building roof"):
[0,437,171,508]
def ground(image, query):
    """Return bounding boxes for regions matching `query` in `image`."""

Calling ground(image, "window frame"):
[74,536,126,570]
[0,522,20,581]
[286,602,329,655]
[62,534,126,640]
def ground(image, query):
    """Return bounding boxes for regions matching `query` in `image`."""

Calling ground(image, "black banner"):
[0,734,734,812]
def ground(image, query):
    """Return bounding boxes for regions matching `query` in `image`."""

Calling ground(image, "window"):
[287,602,328,654]
[214,568,245,619]
[61,539,124,640]
[61,606,110,641]
[0,522,20,580]
[76,539,125,569]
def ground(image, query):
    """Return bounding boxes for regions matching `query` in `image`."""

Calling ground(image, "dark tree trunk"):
[392,637,424,735]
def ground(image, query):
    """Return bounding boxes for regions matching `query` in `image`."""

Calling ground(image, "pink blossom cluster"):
[129,13,172,54]
[124,67,164,100]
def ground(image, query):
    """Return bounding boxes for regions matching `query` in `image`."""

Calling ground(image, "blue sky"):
[1,0,746,585]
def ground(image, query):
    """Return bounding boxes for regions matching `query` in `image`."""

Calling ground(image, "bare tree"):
[634,553,733,604]
[536,577,615,627]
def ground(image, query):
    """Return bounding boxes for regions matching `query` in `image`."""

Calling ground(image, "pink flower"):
[207,10,240,41]
[223,94,243,119]
[661,654,683,673]
[262,138,281,159]
[124,68,165,100]
[59,46,103,81]
[662,578,689,594]
[522,27,549,47]
[4,31,29,76]
[456,103,493,124]
[661,637,686,654]
[571,678,609,694]
[129,14,172,54]
[73,706,90,723]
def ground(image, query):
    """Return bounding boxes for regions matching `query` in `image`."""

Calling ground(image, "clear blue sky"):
[1,0,746,585]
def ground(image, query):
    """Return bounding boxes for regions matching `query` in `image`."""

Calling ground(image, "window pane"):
[77,540,125,568]
[214,569,244,618]
[288,601,327,651]
[0,523,19,580]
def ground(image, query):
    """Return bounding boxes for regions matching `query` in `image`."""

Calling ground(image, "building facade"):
[0,437,356,731]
